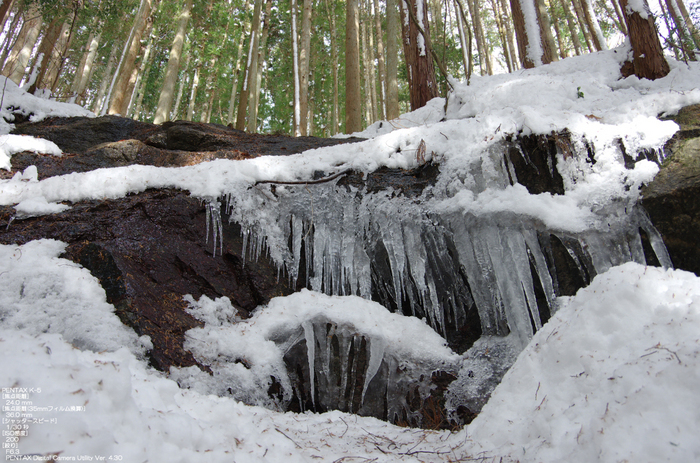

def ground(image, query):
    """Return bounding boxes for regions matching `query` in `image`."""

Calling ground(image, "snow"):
[1,48,700,461]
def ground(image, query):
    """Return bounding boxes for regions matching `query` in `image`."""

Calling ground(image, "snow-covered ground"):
[1,44,700,462]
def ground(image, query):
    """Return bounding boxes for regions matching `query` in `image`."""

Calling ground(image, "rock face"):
[2,111,697,429]
[643,104,700,275]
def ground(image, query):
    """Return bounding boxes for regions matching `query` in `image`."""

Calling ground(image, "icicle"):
[302,320,316,408]
[361,337,387,402]
[205,199,223,257]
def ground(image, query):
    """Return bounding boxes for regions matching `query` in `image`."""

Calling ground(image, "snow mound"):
[0,240,148,354]
[468,262,700,462]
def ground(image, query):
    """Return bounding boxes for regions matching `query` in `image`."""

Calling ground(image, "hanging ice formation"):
[216,135,670,356]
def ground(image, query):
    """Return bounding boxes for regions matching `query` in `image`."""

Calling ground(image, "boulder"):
[642,104,700,275]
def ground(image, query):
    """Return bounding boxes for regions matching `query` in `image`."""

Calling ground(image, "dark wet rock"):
[642,104,700,275]
[0,189,294,371]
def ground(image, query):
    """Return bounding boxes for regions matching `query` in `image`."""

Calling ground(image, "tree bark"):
[385,0,400,120]
[399,0,439,110]
[560,0,583,55]
[108,0,154,116]
[153,0,192,124]
[299,0,312,135]
[3,6,42,85]
[291,0,302,135]
[373,0,386,120]
[580,0,606,50]
[236,0,262,130]
[27,18,63,94]
[323,0,339,133]
[93,43,119,113]
[619,0,670,80]
[249,0,273,131]
[0,0,14,29]
[227,0,251,125]
[345,0,362,133]
[665,0,696,60]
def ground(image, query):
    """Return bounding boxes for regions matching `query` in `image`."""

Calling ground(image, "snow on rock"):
[172,290,459,418]
[0,240,148,355]
[0,76,94,135]
[467,262,700,462]
[0,134,62,171]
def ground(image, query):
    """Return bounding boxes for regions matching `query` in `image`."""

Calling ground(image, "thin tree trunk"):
[372,0,386,120]
[153,0,192,124]
[560,0,583,55]
[0,5,23,67]
[167,53,190,121]
[385,0,400,120]
[4,7,41,85]
[360,4,373,124]
[227,0,251,125]
[580,0,606,50]
[93,44,119,113]
[27,17,63,94]
[572,0,594,51]
[456,0,473,76]
[237,0,262,131]
[490,0,514,70]
[299,0,312,135]
[672,0,700,49]
[250,0,272,130]
[535,0,557,62]
[610,0,627,35]
[128,29,154,117]
[323,0,339,133]
[665,0,696,59]
[108,0,153,115]
[291,0,302,135]
[346,0,362,132]
[186,64,200,120]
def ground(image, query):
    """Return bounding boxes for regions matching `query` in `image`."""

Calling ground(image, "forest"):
[0,0,697,136]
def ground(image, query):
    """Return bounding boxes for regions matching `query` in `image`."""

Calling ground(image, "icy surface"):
[172,289,458,420]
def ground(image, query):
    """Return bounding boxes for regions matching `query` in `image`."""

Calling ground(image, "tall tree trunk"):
[171,56,190,120]
[373,0,386,120]
[108,0,154,115]
[250,0,273,131]
[237,0,262,131]
[128,28,155,117]
[572,0,594,51]
[456,0,474,76]
[153,0,192,124]
[72,32,101,104]
[385,0,400,120]
[291,0,302,135]
[186,64,200,120]
[665,0,697,59]
[535,0,557,61]
[510,0,554,67]
[345,0,362,133]
[93,44,119,113]
[610,0,628,35]
[580,0,606,50]
[619,0,670,80]
[490,0,514,71]
[560,0,583,55]
[324,0,339,133]
[27,17,63,94]
[360,3,373,124]
[0,5,23,67]
[298,0,312,135]
[3,6,41,85]
[227,0,251,125]
[399,0,439,110]
[672,0,700,49]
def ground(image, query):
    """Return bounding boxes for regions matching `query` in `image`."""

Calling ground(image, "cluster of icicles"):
[197,137,671,425]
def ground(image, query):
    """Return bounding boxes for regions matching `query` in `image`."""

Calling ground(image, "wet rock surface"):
[643,104,700,275]
[1,189,293,371]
